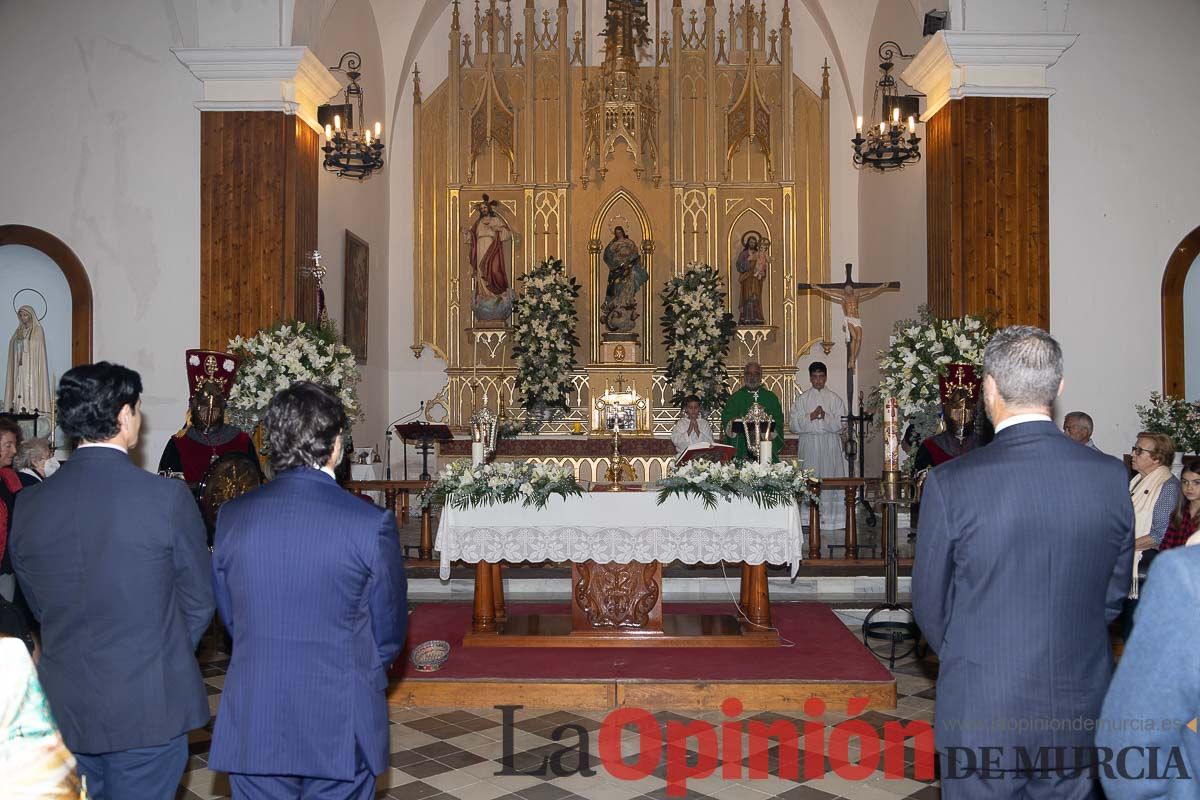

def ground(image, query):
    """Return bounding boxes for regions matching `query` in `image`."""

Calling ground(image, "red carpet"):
[393,602,893,683]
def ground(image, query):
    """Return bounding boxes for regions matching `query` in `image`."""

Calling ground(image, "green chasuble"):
[721,386,786,462]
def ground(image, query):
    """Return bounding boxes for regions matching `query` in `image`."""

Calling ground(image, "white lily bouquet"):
[227,320,361,431]
[420,460,584,511]
[873,305,993,444]
[660,263,737,412]
[656,459,819,510]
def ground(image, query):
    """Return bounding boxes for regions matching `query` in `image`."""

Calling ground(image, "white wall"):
[314,0,390,452]
[0,0,201,468]
[1043,0,1200,452]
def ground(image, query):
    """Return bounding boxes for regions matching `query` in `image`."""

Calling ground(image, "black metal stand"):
[414,437,436,481]
[842,390,877,527]
[862,481,920,668]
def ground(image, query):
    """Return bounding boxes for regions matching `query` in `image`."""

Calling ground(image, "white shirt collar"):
[77,442,128,453]
[994,413,1052,434]
[319,465,337,481]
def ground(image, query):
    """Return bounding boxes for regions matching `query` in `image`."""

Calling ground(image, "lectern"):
[395,423,452,481]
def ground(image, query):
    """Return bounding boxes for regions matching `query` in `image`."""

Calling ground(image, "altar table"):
[435,493,803,647]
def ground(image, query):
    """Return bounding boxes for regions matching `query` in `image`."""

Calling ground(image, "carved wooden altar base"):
[463,560,780,647]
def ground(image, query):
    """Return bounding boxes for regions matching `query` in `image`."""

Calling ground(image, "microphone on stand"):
[384,401,425,480]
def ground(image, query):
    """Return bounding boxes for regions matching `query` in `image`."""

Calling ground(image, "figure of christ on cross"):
[798,263,900,369]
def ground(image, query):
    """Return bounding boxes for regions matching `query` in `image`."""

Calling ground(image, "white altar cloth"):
[435,492,803,580]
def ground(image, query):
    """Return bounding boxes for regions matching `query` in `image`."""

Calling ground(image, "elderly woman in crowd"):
[0,418,23,580]
[0,418,28,648]
[1130,432,1181,558]
[1120,431,1182,640]
[14,438,53,488]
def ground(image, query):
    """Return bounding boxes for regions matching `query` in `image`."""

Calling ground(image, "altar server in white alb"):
[670,394,714,456]
[790,361,847,528]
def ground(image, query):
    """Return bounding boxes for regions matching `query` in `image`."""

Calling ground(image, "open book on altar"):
[675,442,736,467]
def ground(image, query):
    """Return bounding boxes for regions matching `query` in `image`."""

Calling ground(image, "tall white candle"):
[472,441,485,466]
[883,397,900,471]
[759,439,772,466]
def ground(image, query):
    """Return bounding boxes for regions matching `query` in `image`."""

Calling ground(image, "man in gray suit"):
[914,327,1133,799]
[10,362,214,799]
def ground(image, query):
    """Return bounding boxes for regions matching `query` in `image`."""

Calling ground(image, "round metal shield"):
[197,451,264,528]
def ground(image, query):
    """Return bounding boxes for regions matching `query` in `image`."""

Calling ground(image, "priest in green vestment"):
[721,362,785,462]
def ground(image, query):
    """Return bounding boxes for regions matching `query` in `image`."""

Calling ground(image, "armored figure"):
[158,350,258,485]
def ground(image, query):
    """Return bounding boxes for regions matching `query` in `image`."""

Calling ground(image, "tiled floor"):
[180,608,940,800]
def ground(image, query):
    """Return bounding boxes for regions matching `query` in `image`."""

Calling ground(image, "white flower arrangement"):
[660,264,737,412]
[656,459,818,510]
[511,258,580,419]
[226,320,362,431]
[420,460,584,510]
[872,306,994,444]
[1136,392,1200,454]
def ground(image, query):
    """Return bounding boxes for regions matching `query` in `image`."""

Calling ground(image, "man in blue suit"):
[914,326,1133,799]
[209,381,408,799]
[10,362,215,798]
[1097,546,1200,797]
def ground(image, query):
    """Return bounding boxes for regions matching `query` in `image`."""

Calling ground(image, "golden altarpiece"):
[411,0,833,436]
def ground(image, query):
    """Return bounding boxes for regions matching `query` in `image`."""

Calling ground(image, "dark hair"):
[1173,458,1200,529]
[982,325,1063,409]
[682,395,701,407]
[0,417,22,447]
[263,382,347,473]
[809,362,827,375]
[57,362,143,443]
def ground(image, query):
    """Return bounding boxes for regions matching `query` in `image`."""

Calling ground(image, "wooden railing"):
[806,477,868,561]
[344,479,435,561]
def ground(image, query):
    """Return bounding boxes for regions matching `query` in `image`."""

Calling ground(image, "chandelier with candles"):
[320,52,385,180]
[851,41,921,172]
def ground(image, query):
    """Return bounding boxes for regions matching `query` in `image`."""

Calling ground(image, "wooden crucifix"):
[798,263,900,484]
[798,263,900,370]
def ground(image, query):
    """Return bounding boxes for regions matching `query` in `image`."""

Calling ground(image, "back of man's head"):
[982,326,1063,411]
[58,362,143,444]
[264,381,347,473]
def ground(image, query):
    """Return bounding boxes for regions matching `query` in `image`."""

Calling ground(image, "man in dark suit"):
[9,362,214,798]
[209,381,407,799]
[913,326,1133,799]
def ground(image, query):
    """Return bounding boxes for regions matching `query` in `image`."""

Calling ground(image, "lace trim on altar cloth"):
[435,525,803,581]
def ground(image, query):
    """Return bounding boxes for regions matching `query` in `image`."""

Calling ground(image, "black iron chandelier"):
[319,52,384,180]
[851,41,921,172]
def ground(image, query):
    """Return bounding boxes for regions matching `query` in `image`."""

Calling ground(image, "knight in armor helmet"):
[910,364,986,534]
[914,364,986,473]
[157,349,258,484]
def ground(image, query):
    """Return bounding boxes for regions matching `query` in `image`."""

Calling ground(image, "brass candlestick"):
[604,420,633,489]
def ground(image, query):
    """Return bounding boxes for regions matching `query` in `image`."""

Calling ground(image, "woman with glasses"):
[1122,431,1181,640]
[1129,432,1181,562]
[1160,458,1200,551]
